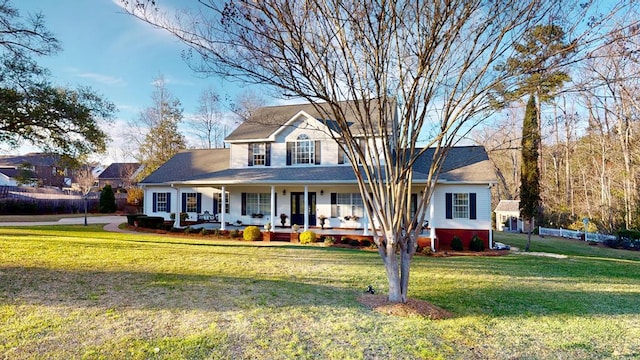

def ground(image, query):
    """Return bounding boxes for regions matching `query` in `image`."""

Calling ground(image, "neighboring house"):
[140,100,497,251]
[0,153,67,187]
[494,199,534,232]
[97,163,142,189]
[0,168,19,186]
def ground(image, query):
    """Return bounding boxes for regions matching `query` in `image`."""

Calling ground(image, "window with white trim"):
[336,193,364,218]
[453,193,469,218]
[252,143,266,166]
[295,134,314,164]
[246,193,271,216]
[185,193,198,213]
[215,192,229,214]
[156,192,168,212]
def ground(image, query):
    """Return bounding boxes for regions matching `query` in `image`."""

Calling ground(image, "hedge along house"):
[139,100,497,251]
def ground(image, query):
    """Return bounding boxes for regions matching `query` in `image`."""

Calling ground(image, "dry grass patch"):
[357,294,454,319]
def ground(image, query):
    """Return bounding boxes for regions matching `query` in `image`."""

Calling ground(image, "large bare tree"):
[121,0,630,303]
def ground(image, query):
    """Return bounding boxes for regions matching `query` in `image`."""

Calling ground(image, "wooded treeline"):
[478,24,640,233]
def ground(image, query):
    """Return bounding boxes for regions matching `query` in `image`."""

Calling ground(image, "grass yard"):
[0,226,639,359]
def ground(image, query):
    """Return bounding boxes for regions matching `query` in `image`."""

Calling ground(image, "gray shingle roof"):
[495,200,520,212]
[140,149,230,184]
[142,146,495,185]
[225,98,395,141]
[0,153,59,167]
[98,163,141,179]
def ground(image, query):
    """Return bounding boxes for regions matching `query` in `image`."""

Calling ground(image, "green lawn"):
[0,226,639,359]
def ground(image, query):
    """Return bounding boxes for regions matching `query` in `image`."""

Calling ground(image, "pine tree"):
[520,96,541,251]
[99,184,117,213]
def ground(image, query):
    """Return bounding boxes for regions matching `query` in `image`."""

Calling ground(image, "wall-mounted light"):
[282,189,286,195]
[320,189,324,196]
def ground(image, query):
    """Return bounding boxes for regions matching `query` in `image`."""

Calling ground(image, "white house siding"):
[430,183,492,231]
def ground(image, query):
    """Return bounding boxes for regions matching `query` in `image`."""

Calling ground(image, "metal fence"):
[539,226,617,242]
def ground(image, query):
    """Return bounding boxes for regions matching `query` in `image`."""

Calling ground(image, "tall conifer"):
[520,96,541,251]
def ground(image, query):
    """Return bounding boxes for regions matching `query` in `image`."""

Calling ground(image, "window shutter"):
[181,193,187,212]
[241,192,247,215]
[196,193,202,213]
[286,142,293,165]
[213,197,218,215]
[411,193,418,218]
[248,144,254,166]
[265,143,271,166]
[331,193,337,217]
[338,146,345,164]
[166,193,171,213]
[152,193,157,212]
[274,193,277,216]
[315,140,321,165]
[445,193,452,219]
[469,193,477,220]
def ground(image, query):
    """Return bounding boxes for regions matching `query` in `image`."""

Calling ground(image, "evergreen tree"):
[520,96,541,251]
[134,76,186,180]
[99,184,117,213]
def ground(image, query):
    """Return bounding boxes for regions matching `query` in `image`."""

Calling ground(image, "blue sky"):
[11,0,265,163]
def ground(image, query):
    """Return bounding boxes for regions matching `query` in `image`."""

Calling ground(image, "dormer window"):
[286,134,321,165]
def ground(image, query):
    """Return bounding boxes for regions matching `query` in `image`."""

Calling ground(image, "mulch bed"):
[357,294,454,320]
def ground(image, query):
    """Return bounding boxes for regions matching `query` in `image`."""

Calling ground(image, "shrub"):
[136,216,165,229]
[126,213,145,226]
[299,230,317,244]
[451,236,463,251]
[469,235,485,252]
[421,246,433,255]
[324,236,336,245]
[99,184,117,213]
[200,228,210,236]
[184,227,194,234]
[230,229,241,238]
[127,187,144,206]
[212,229,221,236]
[340,236,350,245]
[349,239,361,247]
[243,226,262,241]
[360,239,372,247]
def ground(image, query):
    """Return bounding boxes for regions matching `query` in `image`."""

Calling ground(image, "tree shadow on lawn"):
[409,255,640,317]
[0,265,371,312]
[1,262,639,318]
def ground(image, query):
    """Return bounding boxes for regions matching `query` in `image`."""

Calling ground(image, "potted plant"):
[280,213,288,227]
[263,222,272,241]
[318,214,328,229]
[290,224,300,242]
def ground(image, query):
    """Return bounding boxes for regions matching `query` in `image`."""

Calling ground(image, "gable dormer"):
[224,98,397,169]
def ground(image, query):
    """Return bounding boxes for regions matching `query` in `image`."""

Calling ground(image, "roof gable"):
[225,98,395,142]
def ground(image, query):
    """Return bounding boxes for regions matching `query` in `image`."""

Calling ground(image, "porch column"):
[172,185,180,228]
[220,186,226,231]
[304,185,309,231]
[270,185,276,229]
[429,199,436,252]
[362,210,369,236]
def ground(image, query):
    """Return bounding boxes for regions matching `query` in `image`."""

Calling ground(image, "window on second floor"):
[248,142,270,166]
[287,134,321,165]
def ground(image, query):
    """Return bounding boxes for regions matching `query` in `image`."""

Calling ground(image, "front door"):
[291,192,316,227]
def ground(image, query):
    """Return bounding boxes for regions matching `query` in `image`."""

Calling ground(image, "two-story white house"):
[139,100,497,251]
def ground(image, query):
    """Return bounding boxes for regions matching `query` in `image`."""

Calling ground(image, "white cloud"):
[76,72,126,86]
